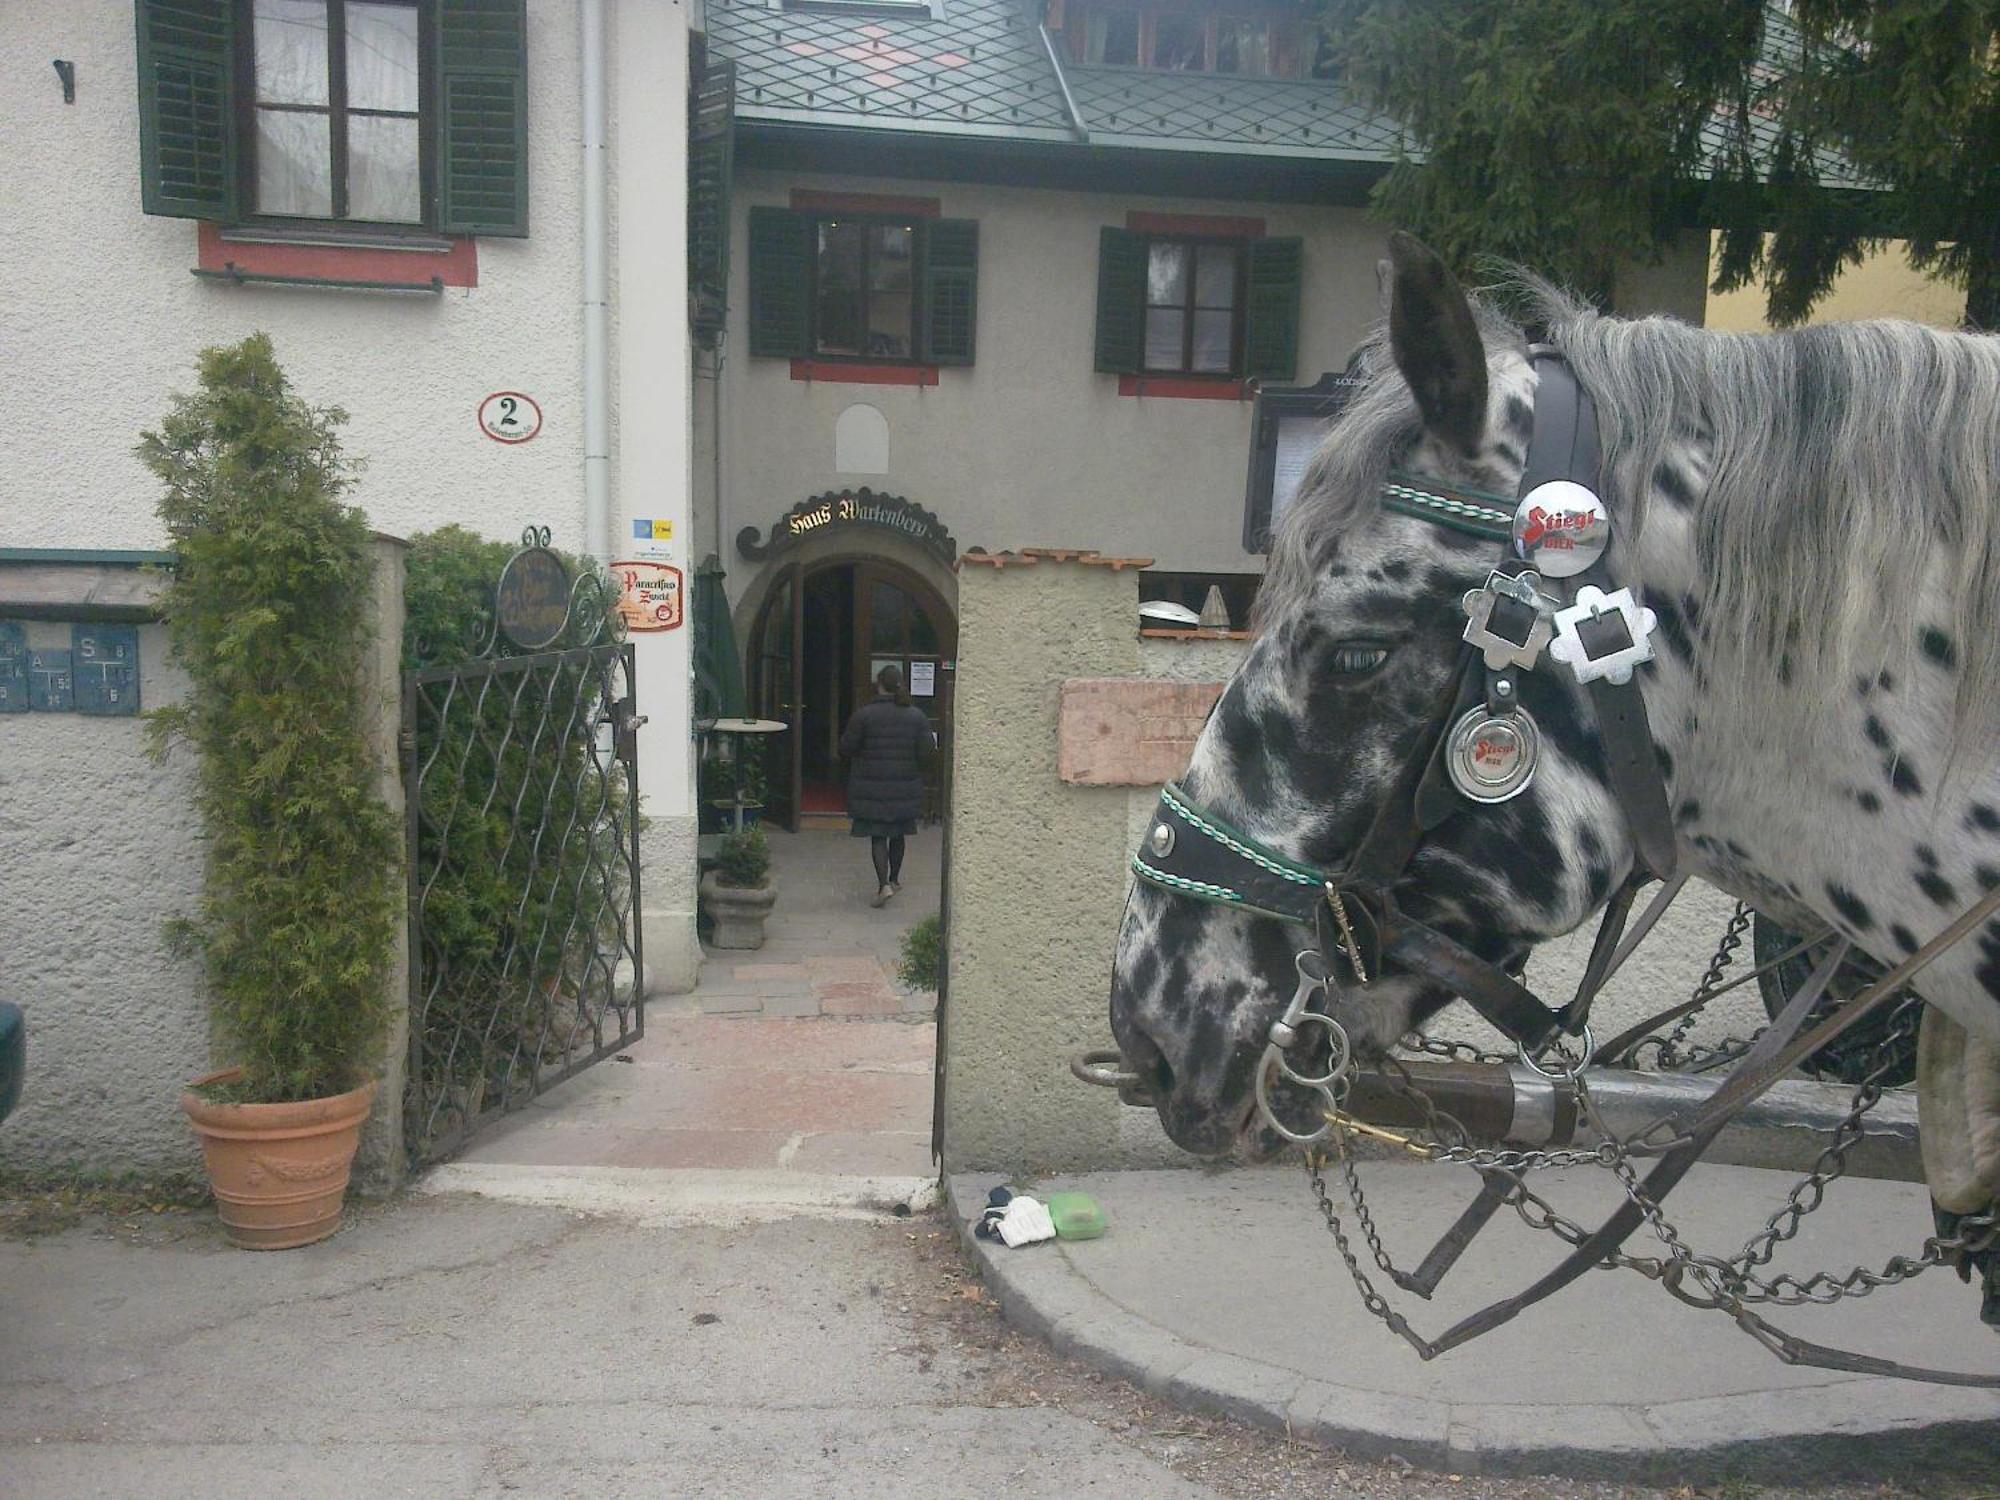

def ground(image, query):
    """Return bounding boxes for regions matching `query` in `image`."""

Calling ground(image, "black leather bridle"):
[1132,349,1676,1065]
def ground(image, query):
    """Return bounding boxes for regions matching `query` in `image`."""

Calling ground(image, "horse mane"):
[1263,281,2000,756]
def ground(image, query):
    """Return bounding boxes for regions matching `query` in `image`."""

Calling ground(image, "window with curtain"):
[1143,239,1242,376]
[813,219,917,359]
[1066,6,1307,78]
[251,0,423,224]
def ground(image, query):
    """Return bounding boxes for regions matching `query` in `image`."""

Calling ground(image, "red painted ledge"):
[1125,211,1265,239]
[791,189,941,219]
[790,359,939,386]
[1118,374,1252,401]
[197,221,478,288]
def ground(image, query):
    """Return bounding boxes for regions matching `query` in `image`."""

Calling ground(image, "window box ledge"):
[1117,375,1252,401]
[790,360,940,387]
[195,222,477,291]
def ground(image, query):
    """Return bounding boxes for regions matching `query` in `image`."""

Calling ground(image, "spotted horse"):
[1105,234,2000,1380]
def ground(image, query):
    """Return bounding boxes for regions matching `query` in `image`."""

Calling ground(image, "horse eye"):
[1328,643,1390,676]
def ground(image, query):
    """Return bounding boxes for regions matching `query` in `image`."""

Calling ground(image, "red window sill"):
[1117,375,1251,401]
[790,359,939,386]
[196,222,478,289]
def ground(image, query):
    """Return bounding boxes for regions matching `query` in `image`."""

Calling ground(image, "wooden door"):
[751,564,805,830]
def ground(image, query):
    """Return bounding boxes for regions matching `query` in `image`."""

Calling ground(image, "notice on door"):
[612,560,684,632]
[908,661,936,698]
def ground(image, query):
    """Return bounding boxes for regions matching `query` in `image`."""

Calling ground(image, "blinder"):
[1132,347,1675,1061]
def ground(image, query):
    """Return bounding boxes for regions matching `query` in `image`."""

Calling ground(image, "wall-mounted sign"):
[1242,371,1366,552]
[613,560,685,633]
[0,622,26,714]
[737,488,956,567]
[628,517,676,562]
[73,624,139,715]
[909,661,936,698]
[478,391,543,445]
[495,538,571,649]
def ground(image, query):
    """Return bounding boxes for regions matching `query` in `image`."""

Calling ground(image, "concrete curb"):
[947,1176,2000,1481]
[422,1163,938,1225]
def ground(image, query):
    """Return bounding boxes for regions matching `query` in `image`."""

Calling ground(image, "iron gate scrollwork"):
[403,527,645,1165]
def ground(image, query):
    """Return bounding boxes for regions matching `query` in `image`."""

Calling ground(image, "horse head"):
[1109,235,1654,1156]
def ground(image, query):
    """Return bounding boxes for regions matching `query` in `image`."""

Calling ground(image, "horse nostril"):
[1112,1019,1175,1102]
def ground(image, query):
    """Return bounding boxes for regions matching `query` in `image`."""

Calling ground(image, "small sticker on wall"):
[628,518,676,561]
[478,391,543,444]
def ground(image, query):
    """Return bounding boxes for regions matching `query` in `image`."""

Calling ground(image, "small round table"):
[705,717,787,832]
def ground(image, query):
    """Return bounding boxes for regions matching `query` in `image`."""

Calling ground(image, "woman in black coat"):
[838,664,935,906]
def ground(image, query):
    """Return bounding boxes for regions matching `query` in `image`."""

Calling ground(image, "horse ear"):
[1386,232,1488,457]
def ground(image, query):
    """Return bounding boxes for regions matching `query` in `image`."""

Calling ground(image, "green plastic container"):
[1046,1190,1106,1241]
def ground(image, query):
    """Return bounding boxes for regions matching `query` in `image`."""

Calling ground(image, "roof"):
[706,0,1860,192]
[705,0,1402,164]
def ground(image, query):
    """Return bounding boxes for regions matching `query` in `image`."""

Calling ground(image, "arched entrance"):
[746,556,956,830]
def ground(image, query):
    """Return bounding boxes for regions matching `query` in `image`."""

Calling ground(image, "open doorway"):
[748,558,954,831]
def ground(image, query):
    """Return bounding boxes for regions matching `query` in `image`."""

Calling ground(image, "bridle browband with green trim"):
[1131,349,1677,1061]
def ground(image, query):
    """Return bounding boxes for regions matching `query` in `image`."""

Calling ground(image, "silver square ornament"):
[1549,585,1658,686]
[1460,569,1558,671]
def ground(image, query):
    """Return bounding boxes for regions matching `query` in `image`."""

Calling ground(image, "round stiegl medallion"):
[1445,708,1541,803]
[1512,480,1610,577]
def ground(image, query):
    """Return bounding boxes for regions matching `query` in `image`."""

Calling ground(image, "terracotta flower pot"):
[180,1068,376,1250]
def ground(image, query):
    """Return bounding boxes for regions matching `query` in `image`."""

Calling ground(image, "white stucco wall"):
[0,623,208,1176]
[703,170,1712,605]
[0,1,593,553]
[0,0,702,1175]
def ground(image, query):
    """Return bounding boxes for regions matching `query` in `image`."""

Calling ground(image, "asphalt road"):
[0,1192,1978,1499]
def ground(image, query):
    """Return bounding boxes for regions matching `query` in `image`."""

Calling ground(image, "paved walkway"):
[451,825,942,1185]
[692,825,940,1020]
[949,1162,2000,1479]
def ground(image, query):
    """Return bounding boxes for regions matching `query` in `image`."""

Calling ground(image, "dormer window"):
[1060,2,1307,78]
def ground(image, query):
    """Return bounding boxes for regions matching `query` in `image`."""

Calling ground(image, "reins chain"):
[1298,947,2000,1369]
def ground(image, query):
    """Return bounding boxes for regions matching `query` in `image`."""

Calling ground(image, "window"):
[1149,13,1205,70]
[747,204,980,369]
[1094,223,1303,387]
[1064,4,1308,78]
[250,0,424,224]
[814,220,918,360]
[1083,8,1139,66]
[135,0,530,238]
[1144,240,1240,375]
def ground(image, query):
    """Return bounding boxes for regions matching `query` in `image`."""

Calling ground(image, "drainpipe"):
[581,0,611,561]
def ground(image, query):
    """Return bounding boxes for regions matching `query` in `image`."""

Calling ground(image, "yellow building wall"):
[1706,234,1966,330]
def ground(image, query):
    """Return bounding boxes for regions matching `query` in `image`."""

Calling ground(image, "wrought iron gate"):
[402,529,645,1165]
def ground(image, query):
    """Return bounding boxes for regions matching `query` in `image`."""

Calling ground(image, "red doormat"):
[800,780,847,814]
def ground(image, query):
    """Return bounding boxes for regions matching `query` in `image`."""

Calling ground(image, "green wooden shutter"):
[437,0,529,237]
[747,207,812,359]
[1094,227,1147,374]
[920,219,979,366]
[1243,237,1304,383]
[134,0,236,221]
[688,54,736,345]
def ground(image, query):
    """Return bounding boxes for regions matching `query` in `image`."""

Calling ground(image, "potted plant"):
[142,335,401,1250]
[701,827,777,949]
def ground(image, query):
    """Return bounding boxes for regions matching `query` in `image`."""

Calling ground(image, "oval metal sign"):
[494,544,571,650]
[479,391,543,445]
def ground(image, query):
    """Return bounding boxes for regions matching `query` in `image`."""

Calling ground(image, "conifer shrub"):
[713,827,772,889]
[898,913,942,993]
[141,335,400,1105]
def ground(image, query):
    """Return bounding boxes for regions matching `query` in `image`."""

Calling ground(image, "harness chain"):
[1637,900,1755,1072]
[1305,983,1999,1365]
